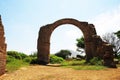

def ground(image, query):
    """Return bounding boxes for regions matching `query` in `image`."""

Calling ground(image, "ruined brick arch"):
[37,18,116,67]
[37,18,97,64]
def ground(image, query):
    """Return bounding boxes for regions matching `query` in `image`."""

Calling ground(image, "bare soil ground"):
[0,65,120,80]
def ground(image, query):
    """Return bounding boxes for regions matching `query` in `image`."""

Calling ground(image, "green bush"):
[6,55,16,63]
[23,57,32,63]
[117,54,120,60]
[55,50,71,59]
[30,57,38,64]
[90,57,102,65]
[6,51,30,72]
[50,55,64,64]
[7,51,21,59]
[29,52,37,57]
[6,59,29,72]
[119,58,120,61]
[19,53,28,59]
[7,51,28,60]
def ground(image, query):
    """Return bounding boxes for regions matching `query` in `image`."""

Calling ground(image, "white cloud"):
[91,5,120,36]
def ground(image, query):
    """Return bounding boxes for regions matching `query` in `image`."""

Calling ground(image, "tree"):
[76,37,85,49]
[115,30,120,38]
[76,36,85,54]
[55,50,71,59]
[102,32,120,58]
[7,51,28,60]
[29,51,37,57]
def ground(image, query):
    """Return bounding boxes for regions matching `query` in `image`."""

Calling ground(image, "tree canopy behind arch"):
[76,36,85,53]
[76,36,85,49]
[115,30,120,38]
[55,50,71,59]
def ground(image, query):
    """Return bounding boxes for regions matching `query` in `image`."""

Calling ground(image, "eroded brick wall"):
[0,53,6,75]
[0,15,6,76]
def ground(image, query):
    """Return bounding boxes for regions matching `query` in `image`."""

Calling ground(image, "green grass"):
[6,59,29,73]
[117,64,120,67]
[68,65,106,70]
[61,60,106,70]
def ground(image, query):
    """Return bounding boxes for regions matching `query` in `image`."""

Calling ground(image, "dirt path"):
[0,65,120,80]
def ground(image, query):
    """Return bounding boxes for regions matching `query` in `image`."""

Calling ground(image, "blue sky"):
[0,0,120,54]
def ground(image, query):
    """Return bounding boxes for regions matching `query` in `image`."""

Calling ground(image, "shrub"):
[30,55,64,64]
[23,57,32,63]
[55,50,71,59]
[19,53,28,59]
[50,55,64,64]
[7,51,21,59]
[117,54,120,60]
[30,57,38,64]
[29,52,37,57]
[7,51,28,60]
[90,57,103,65]
[6,55,16,63]
[6,59,29,72]
[119,58,120,61]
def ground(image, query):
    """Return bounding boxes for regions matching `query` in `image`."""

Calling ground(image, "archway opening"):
[50,24,84,58]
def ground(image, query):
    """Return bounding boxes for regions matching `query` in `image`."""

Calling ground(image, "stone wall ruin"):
[0,15,7,75]
[37,18,116,68]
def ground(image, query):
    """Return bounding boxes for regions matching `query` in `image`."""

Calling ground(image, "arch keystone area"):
[37,18,116,68]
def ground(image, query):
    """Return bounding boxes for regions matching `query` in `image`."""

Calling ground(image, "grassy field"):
[6,59,29,73]
[6,56,120,73]
[6,59,106,73]
[3,65,120,80]
[6,51,120,73]
[61,60,106,70]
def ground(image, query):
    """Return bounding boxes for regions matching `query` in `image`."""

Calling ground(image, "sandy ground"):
[0,65,120,80]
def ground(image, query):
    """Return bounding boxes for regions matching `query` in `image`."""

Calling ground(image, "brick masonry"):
[0,15,7,76]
